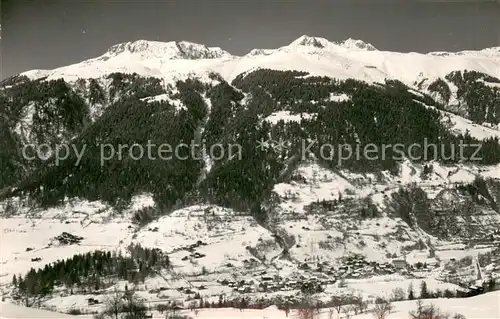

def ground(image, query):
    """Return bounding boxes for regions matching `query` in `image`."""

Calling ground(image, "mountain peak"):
[288,35,377,51]
[104,39,233,60]
[246,48,275,57]
[338,38,377,51]
[290,35,329,48]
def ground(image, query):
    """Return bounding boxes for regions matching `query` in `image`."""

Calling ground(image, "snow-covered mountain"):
[2,35,500,317]
[104,40,232,60]
[20,35,500,86]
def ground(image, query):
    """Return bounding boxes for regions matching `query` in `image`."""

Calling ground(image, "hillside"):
[1,36,500,317]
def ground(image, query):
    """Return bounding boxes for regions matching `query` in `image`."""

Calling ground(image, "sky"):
[1,0,500,80]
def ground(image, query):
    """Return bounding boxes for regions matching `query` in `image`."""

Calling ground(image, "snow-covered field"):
[2,291,499,318]
[0,302,77,318]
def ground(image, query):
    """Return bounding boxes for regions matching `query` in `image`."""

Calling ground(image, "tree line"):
[11,244,169,307]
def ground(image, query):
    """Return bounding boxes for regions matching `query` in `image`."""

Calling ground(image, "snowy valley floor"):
[1,291,499,319]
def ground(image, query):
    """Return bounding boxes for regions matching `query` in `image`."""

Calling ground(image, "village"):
[15,218,500,315]
[213,253,443,296]
[114,248,500,318]
[79,232,500,307]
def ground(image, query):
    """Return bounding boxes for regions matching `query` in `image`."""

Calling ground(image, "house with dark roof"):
[392,259,407,269]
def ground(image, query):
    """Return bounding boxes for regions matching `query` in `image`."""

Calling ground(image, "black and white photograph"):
[1,0,500,318]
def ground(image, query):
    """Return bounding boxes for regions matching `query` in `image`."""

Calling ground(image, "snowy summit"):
[19,35,500,85]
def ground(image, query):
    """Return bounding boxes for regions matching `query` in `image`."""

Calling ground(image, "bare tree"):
[327,308,335,319]
[294,308,315,319]
[354,296,368,314]
[409,300,461,319]
[422,304,443,319]
[122,289,147,319]
[343,305,356,319]
[409,300,426,319]
[331,296,345,319]
[104,288,124,319]
[294,296,320,319]
[283,305,291,317]
[188,301,197,312]
[391,287,406,301]
[373,299,393,319]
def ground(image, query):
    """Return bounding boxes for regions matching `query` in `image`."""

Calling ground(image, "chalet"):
[171,305,184,311]
[191,252,206,259]
[466,285,484,297]
[392,259,407,269]
[425,258,439,268]
[87,298,100,305]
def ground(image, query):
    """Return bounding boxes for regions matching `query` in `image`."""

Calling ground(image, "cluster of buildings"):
[220,272,332,294]
[301,254,403,280]
[221,254,448,296]
[216,254,414,295]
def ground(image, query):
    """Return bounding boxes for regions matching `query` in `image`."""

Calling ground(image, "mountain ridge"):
[15,35,500,87]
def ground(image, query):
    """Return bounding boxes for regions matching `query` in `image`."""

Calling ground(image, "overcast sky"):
[1,0,499,79]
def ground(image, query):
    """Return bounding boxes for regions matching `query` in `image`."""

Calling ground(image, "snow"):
[0,302,77,318]
[133,205,280,274]
[272,162,355,214]
[0,216,133,283]
[2,291,500,318]
[127,193,155,212]
[442,111,500,141]
[13,102,35,141]
[104,39,232,60]
[414,99,500,141]
[1,157,500,315]
[4,34,500,318]
[20,36,500,89]
[329,93,351,102]
[0,197,157,285]
[264,111,316,124]
[1,161,497,285]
